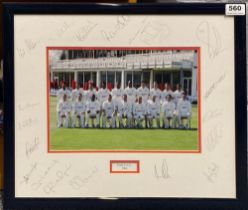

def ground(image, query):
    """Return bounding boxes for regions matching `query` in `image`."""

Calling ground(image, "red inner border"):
[46,47,201,154]
[110,160,140,173]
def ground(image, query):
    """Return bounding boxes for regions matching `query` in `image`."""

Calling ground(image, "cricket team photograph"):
[49,48,199,151]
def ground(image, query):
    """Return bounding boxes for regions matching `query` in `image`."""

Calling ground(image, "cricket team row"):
[56,89,192,129]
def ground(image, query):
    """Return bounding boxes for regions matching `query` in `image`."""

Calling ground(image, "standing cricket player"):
[177,92,192,129]
[112,82,123,105]
[102,94,116,128]
[161,94,176,128]
[133,96,146,128]
[173,84,183,107]
[124,81,137,103]
[57,83,71,102]
[147,95,161,128]
[137,80,150,128]
[57,94,72,128]
[85,94,100,128]
[116,94,133,128]
[71,93,86,128]
[97,81,109,107]
[85,81,96,102]
[136,81,150,104]
[150,81,162,104]
[71,84,84,102]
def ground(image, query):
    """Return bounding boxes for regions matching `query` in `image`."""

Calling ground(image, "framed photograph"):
[3,3,247,210]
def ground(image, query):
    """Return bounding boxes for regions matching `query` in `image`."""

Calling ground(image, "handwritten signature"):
[18,102,40,112]
[20,162,38,185]
[69,167,98,190]
[31,160,59,191]
[17,39,40,58]
[101,16,130,42]
[203,162,219,183]
[18,117,38,131]
[204,73,226,100]
[43,164,72,194]
[205,123,223,152]
[196,21,226,59]
[202,109,222,124]
[154,159,170,180]
[25,137,40,159]
[75,21,98,42]
[129,19,169,45]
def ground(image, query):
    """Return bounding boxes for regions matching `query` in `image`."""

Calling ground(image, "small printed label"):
[110,160,140,173]
[225,4,246,16]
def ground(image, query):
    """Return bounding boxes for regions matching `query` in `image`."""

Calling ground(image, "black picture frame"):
[3,3,247,210]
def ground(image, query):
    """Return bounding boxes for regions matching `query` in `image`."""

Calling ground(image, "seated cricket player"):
[57,94,72,128]
[150,81,162,104]
[117,94,133,128]
[133,96,146,128]
[102,94,116,128]
[85,94,100,128]
[161,94,176,129]
[124,81,137,104]
[71,93,86,128]
[147,95,161,128]
[111,82,123,105]
[177,92,192,129]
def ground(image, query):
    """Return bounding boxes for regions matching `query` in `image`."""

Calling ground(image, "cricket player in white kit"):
[102,94,116,128]
[57,94,72,128]
[71,84,84,102]
[116,94,133,128]
[97,82,110,108]
[137,81,150,128]
[162,83,174,103]
[147,95,161,128]
[173,84,183,107]
[85,81,96,102]
[177,92,192,129]
[136,81,150,104]
[133,96,146,128]
[111,82,124,105]
[161,94,176,128]
[124,81,137,103]
[85,94,100,128]
[71,93,86,128]
[57,83,71,102]
[150,81,162,104]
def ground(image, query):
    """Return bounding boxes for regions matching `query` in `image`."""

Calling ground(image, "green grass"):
[49,96,198,151]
